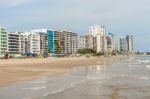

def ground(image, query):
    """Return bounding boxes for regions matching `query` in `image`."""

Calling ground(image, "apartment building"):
[80,34,95,50]
[80,25,107,53]
[27,33,40,54]
[7,32,20,55]
[0,27,7,56]
[126,35,133,53]
[31,29,48,55]
[63,31,78,55]
[47,30,78,55]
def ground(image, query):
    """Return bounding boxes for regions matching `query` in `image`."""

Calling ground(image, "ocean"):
[0,55,150,99]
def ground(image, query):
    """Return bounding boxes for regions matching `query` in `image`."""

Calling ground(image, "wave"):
[136,59,149,63]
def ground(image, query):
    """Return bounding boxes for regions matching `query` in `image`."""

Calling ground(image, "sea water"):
[0,56,150,99]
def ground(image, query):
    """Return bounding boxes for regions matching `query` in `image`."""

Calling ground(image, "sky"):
[0,0,150,52]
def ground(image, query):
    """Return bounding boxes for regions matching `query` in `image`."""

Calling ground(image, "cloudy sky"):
[0,0,150,51]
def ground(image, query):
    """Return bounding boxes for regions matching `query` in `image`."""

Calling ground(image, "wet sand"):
[0,56,114,87]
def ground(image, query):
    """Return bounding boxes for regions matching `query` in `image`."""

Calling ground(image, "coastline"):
[0,56,124,87]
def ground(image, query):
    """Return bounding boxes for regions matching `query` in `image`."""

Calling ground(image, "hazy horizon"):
[0,0,150,52]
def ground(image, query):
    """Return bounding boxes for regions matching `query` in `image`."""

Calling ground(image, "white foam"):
[136,60,149,63]
[87,74,108,80]
[70,79,86,87]
[24,86,46,90]
[146,65,150,68]
[43,88,65,96]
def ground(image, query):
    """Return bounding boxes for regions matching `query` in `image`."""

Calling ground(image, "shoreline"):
[0,56,125,87]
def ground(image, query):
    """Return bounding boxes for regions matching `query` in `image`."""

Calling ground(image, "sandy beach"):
[0,56,116,87]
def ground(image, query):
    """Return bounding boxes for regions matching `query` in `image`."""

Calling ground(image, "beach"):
[0,56,114,87]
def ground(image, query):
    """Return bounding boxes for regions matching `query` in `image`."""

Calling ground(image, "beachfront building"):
[90,25,107,53]
[113,36,120,52]
[89,25,106,36]
[80,34,95,50]
[47,30,78,55]
[80,25,107,53]
[7,32,20,55]
[27,32,40,54]
[106,33,115,53]
[126,35,133,54]
[119,35,134,54]
[31,30,48,55]
[120,37,127,52]
[0,27,7,57]
[63,31,78,55]
[19,32,28,55]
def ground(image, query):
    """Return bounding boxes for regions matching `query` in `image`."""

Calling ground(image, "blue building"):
[47,30,54,53]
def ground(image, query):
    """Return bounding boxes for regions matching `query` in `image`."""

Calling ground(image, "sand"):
[0,56,114,87]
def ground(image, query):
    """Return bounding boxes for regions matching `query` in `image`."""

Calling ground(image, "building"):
[106,33,115,52]
[0,27,7,57]
[89,25,106,36]
[47,30,78,55]
[47,30,54,53]
[27,32,40,54]
[80,25,107,53]
[96,34,107,53]
[120,37,127,52]
[63,31,78,55]
[19,32,28,55]
[119,35,134,54]
[31,29,48,55]
[126,35,133,53]
[80,34,95,50]
[7,32,20,55]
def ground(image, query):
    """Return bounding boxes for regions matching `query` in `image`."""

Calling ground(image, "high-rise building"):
[106,33,115,52]
[27,33,40,54]
[113,36,120,51]
[7,32,20,55]
[126,35,133,53]
[96,35,107,52]
[19,32,28,55]
[63,31,78,55]
[119,35,134,54]
[47,30,78,55]
[31,29,48,55]
[47,30,54,53]
[0,27,7,57]
[89,25,106,36]
[80,34,95,50]
[80,25,107,53]
[120,37,127,52]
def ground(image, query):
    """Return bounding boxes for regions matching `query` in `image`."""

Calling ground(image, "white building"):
[0,27,7,57]
[80,25,107,53]
[27,32,40,54]
[31,29,48,55]
[89,25,106,36]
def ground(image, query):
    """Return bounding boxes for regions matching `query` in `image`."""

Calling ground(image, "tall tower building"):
[7,32,20,55]
[120,37,127,52]
[89,25,107,53]
[0,27,7,57]
[89,25,106,36]
[126,35,133,53]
